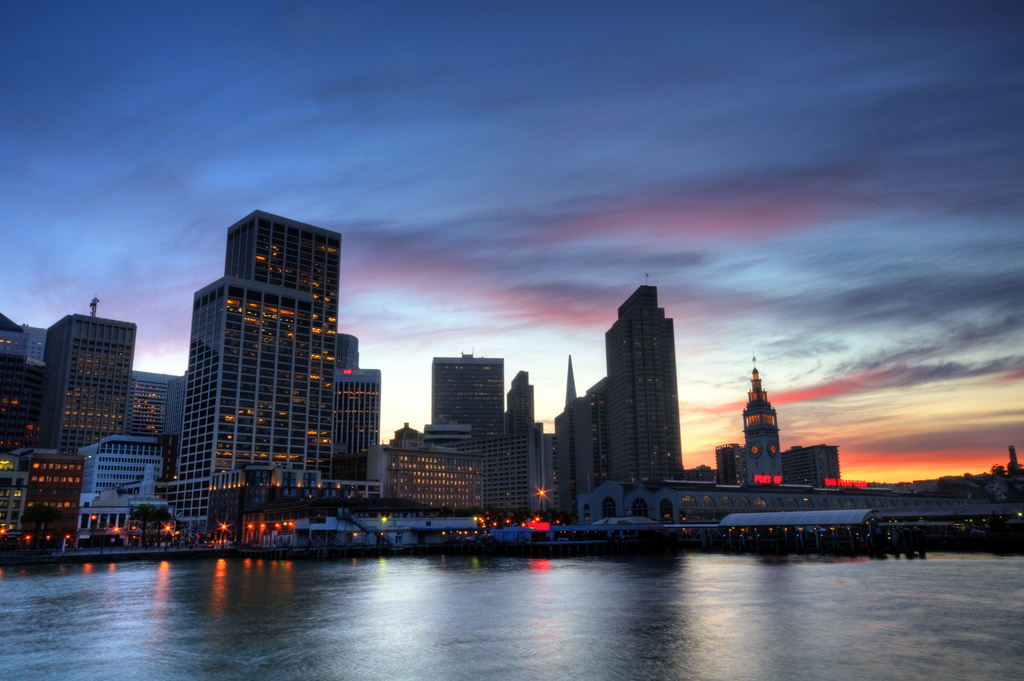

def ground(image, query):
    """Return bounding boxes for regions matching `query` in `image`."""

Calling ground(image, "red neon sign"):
[752,475,783,484]
[824,478,867,488]
[528,521,550,531]
[343,368,353,375]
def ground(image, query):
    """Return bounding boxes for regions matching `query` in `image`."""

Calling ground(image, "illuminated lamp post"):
[536,487,548,515]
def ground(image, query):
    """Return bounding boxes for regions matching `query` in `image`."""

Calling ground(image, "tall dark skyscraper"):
[0,313,44,451]
[604,285,683,483]
[173,211,341,527]
[431,353,504,439]
[505,370,534,436]
[39,313,137,453]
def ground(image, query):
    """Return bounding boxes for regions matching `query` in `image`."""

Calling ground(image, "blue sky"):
[2,1,1021,481]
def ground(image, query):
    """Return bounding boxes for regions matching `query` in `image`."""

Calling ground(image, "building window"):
[631,498,648,518]
[601,497,616,518]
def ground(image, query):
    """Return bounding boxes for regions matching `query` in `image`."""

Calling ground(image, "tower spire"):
[565,355,577,407]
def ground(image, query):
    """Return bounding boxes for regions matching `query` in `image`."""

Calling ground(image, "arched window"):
[601,497,616,518]
[720,496,734,508]
[830,498,842,509]
[771,497,784,508]
[681,495,696,508]
[738,496,751,508]
[817,498,829,509]
[856,499,868,509]
[702,496,716,507]
[786,497,798,509]
[801,498,813,509]
[843,499,855,509]
[632,498,649,518]
[755,497,767,508]
[660,499,673,522]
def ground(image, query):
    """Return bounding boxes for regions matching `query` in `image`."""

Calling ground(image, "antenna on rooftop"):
[90,295,99,317]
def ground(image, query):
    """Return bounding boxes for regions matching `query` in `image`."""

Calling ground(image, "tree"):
[21,503,63,550]
[131,503,173,547]
[991,464,1006,477]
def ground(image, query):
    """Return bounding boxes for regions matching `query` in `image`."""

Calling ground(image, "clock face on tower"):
[749,443,761,458]
[768,443,778,456]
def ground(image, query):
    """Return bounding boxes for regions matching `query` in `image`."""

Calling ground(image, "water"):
[1,553,1021,681]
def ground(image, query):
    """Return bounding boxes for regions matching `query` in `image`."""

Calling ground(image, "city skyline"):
[1,3,1021,483]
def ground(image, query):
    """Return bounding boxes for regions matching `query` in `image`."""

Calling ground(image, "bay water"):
[1,552,1020,681]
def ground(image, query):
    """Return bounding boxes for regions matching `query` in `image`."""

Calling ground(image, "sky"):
[1,2,1021,483]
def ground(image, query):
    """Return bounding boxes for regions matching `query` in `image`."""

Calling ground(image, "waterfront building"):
[367,442,483,509]
[241,496,479,548]
[577,479,988,525]
[742,366,783,484]
[0,451,29,532]
[605,286,683,483]
[0,314,44,451]
[715,444,746,485]
[431,354,504,439]
[781,444,841,486]
[127,371,174,436]
[77,488,173,548]
[172,211,341,529]
[208,463,380,540]
[38,313,137,454]
[7,448,85,544]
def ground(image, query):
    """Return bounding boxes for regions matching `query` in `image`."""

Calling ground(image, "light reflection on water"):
[1,553,1021,681]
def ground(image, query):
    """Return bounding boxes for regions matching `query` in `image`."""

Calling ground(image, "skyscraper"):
[334,367,381,455]
[505,370,534,436]
[604,285,683,483]
[173,211,341,527]
[431,354,504,439]
[0,313,44,451]
[127,371,174,436]
[39,313,137,453]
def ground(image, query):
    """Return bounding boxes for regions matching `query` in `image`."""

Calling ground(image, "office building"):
[743,366,783,484]
[127,371,174,436]
[715,443,746,485]
[337,333,359,370]
[334,367,381,456]
[22,449,85,544]
[173,211,341,528]
[505,370,534,436]
[367,441,483,509]
[781,444,840,486]
[79,434,166,495]
[39,313,137,453]
[0,451,30,532]
[555,365,610,517]
[332,366,381,480]
[431,354,504,439]
[1,314,44,451]
[605,285,683,483]
[21,325,47,363]
[450,427,550,513]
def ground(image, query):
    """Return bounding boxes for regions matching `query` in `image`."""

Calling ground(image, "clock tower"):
[743,365,782,483]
